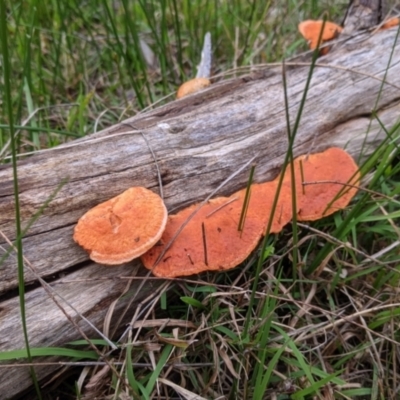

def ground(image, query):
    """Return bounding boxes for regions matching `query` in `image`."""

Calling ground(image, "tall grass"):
[0,0,347,157]
[2,1,400,399]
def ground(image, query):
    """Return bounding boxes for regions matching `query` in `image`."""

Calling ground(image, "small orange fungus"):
[176,78,211,99]
[380,17,400,30]
[298,20,343,55]
[73,187,167,265]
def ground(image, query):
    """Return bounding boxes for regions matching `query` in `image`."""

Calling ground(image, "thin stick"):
[206,197,238,218]
[202,222,208,266]
[123,122,164,200]
[187,253,194,265]
[299,160,305,195]
[302,180,400,205]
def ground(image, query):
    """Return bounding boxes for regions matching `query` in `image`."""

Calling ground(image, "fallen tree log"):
[0,23,399,399]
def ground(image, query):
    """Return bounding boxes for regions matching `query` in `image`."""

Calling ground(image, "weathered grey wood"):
[0,26,400,399]
[0,262,158,399]
[342,0,400,33]
[342,0,382,33]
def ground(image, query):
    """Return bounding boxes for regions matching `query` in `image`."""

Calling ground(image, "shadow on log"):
[0,14,400,399]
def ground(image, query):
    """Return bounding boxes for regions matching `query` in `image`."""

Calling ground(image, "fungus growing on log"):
[176,77,211,99]
[141,181,292,278]
[282,147,360,221]
[176,32,212,99]
[298,20,343,54]
[380,17,400,30]
[141,148,359,278]
[73,187,167,265]
[72,150,359,274]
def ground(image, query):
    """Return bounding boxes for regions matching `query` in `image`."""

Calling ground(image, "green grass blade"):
[0,1,41,397]
[126,341,141,398]
[282,60,298,277]
[238,164,255,232]
[244,20,324,336]
[144,344,173,395]
[291,370,342,399]
[0,347,98,360]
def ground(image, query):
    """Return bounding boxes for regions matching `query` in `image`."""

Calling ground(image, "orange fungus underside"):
[73,187,167,265]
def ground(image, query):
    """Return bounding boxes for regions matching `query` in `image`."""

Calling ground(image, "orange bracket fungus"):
[141,147,359,278]
[176,32,212,99]
[73,150,359,276]
[380,16,400,30]
[282,147,360,221]
[176,77,211,99]
[141,181,292,278]
[298,20,343,55]
[74,187,167,265]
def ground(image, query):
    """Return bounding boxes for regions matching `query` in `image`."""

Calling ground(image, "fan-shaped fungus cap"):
[73,187,167,265]
[176,77,211,99]
[141,194,259,278]
[298,20,343,54]
[141,181,292,278]
[282,147,360,221]
[380,17,400,30]
[246,180,293,234]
